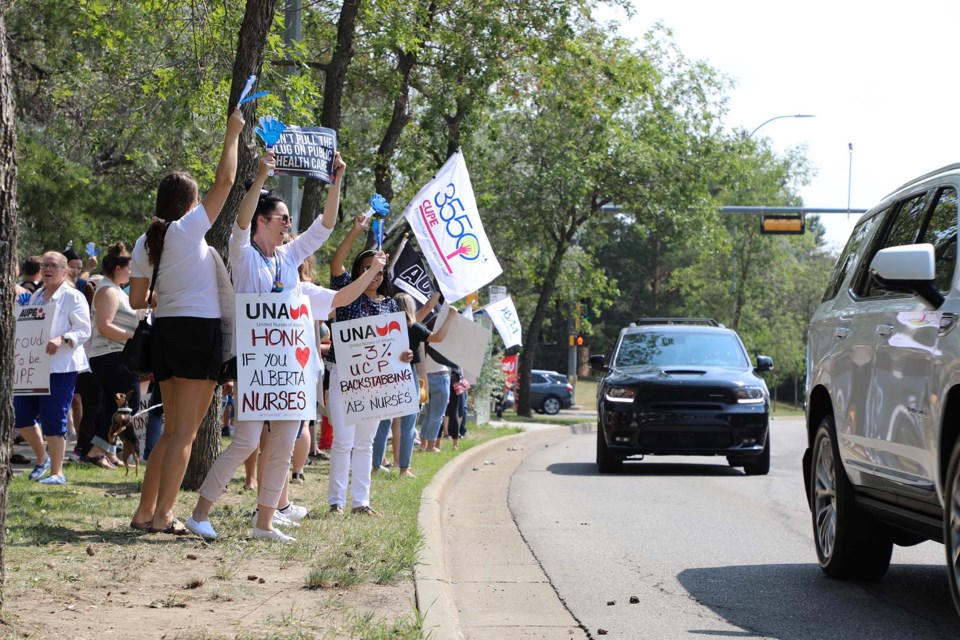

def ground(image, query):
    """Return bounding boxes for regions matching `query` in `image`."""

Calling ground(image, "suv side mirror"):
[755,355,773,373]
[870,243,944,308]
[589,354,607,372]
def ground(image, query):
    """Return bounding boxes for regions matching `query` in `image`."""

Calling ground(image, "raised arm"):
[331,251,387,307]
[319,152,345,230]
[236,153,276,231]
[426,306,457,343]
[330,213,368,277]
[415,290,442,323]
[201,107,246,224]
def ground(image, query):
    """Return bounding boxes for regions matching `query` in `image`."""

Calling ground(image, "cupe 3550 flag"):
[402,151,502,303]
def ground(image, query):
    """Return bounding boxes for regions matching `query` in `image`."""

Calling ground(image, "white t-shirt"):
[131,204,220,319]
[228,215,333,295]
[300,281,336,322]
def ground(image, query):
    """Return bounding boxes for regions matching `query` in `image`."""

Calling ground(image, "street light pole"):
[749,113,815,138]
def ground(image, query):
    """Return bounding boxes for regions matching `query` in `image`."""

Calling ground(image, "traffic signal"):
[761,214,804,235]
[580,298,592,322]
[576,335,585,347]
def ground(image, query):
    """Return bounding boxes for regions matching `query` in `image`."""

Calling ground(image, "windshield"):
[614,331,749,368]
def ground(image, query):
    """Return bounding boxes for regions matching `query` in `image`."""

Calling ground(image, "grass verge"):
[2,424,520,639]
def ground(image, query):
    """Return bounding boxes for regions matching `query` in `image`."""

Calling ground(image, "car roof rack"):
[630,317,723,327]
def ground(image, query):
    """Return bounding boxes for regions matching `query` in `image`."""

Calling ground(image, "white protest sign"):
[426,313,492,385]
[402,151,502,303]
[14,305,53,395]
[332,312,419,422]
[482,295,523,349]
[236,293,318,421]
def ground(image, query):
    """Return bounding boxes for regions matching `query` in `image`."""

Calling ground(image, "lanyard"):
[251,240,283,293]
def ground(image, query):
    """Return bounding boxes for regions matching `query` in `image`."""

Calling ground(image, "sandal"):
[85,455,115,469]
[129,520,152,531]
[148,520,190,536]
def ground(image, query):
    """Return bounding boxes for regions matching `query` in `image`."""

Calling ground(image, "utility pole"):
[278,0,302,228]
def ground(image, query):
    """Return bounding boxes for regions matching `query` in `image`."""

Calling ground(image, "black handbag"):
[121,228,165,377]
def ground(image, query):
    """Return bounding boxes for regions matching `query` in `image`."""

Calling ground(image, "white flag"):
[402,151,502,303]
[483,295,522,349]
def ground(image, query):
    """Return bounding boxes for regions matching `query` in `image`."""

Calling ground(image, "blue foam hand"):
[369,193,390,217]
[17,291,31,306]
[85,241,96,257]
[254,115,286,148]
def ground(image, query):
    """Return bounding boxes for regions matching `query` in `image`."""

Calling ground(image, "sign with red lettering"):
[14,304,53,395]
[332,312,419,422]
[235,293,319,421]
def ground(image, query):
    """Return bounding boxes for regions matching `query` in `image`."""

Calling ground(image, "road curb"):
[415,425,563,640]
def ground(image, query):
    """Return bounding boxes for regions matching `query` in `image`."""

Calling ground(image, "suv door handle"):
[834,327,850,339]
[877,323,895,337]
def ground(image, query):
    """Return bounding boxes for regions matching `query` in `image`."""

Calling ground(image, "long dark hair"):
[102,242,131,278]
[351,249,393,297]
[146,172,198,265]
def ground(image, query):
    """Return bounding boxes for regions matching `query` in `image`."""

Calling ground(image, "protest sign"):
[482,295,523,349]
[14,305,53,395]
[236,293,318,421]
[272,126,338,182]
[402,151,502,302]
[424,312,492,385]
[332,312,419,422]
[390,237,435,305]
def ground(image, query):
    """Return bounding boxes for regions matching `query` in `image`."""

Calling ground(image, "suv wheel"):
[944,440,960,613]
[542,395,561,416]
[596,425,622,474]
[811,415,892,579]
[743,433,771,476]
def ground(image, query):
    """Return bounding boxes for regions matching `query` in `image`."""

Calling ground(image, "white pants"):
[327,367,380,509]
[199,418,300,509]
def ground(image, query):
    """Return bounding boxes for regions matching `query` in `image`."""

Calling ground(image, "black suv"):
[590,318,773,474]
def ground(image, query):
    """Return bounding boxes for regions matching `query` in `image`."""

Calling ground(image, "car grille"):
[638,431,734,450]
[635,386,734,407]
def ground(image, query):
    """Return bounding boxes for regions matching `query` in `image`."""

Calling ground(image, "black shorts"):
[152,317,223,383]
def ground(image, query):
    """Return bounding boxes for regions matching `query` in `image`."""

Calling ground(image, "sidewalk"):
[417,421,590,640]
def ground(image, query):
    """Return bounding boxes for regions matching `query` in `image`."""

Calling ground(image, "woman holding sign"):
[325,215,416,516]
[128,107,245,535]
[14,251,91,485]
[185,151,382,542]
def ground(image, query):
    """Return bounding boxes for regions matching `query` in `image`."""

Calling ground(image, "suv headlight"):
[605,387,636,403]
[736,386,766,404]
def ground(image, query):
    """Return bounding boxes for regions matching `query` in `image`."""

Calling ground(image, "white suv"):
[805,163,960,613]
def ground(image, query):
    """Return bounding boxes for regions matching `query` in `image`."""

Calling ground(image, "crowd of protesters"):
[10,106,479,544]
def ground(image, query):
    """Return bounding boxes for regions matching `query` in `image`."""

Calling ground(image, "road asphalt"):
[416,419,592,640]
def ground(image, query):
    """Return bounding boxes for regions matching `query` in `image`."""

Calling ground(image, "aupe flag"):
[402,151,502,303]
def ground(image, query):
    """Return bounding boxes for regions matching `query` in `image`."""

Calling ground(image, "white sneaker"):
[252,527,296,544]
[251,509,300,529]
[185,517,217,540]
[278,503,308,522]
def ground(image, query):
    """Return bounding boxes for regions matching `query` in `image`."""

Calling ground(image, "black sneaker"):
[291,472,305,483]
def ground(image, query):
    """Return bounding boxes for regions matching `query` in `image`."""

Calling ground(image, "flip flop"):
[129,520,152,531]
[148,520,190,536]
[85,455,115,469]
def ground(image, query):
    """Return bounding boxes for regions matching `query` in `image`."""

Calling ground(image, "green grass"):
[3,424,519,638]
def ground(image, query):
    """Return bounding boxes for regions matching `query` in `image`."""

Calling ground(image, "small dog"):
[107,392,141,477]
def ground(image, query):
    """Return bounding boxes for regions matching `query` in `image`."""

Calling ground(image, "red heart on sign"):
[295,347,311,369]
[290,304,308,320]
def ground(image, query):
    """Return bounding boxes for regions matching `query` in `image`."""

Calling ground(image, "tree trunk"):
[299,0,360,232]
[186,0,277,490]
[517,237,569,417]
[0,6,19,611]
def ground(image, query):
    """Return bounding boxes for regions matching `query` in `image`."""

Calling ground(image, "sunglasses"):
[269,214,292,224]
[41,263,65,270]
